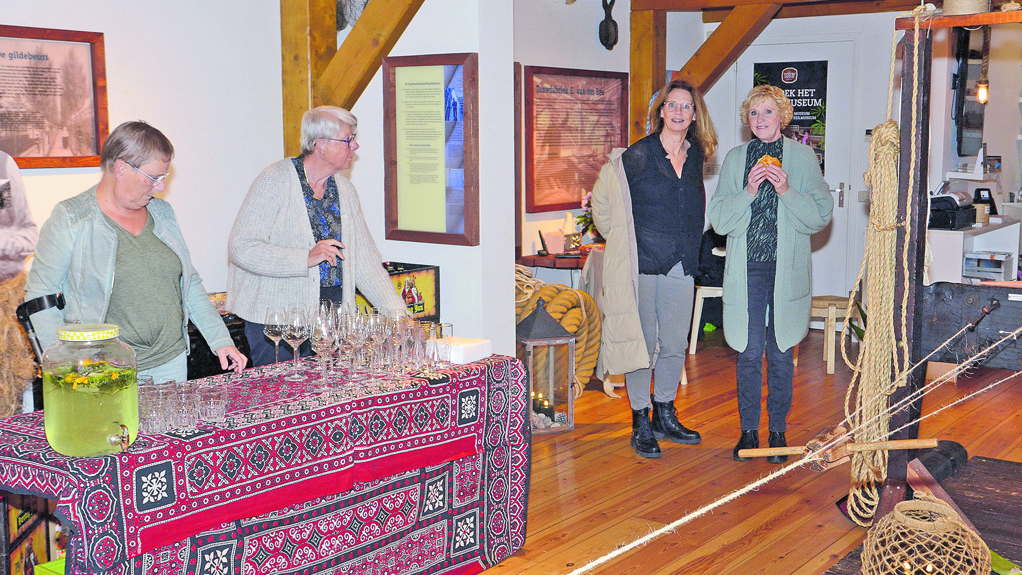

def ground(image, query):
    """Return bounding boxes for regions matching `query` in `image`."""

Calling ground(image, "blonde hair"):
[739,84,793,129]
[647,79,718,158]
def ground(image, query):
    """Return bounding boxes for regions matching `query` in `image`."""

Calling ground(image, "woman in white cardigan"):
[227,106,405,366]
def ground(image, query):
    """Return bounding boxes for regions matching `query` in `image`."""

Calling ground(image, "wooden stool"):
[689,286,723,355]
[809,294,859,374]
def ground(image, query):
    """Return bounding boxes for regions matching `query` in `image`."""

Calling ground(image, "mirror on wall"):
[953,27,986,157]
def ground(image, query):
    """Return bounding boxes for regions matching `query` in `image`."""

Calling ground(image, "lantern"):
[516,299,575,433]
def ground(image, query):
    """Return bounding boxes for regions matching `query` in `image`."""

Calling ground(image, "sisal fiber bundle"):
[943,0,991,15]
[860,500,991,575]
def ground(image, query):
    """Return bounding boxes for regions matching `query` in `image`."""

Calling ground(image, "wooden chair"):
[809,285,862,375]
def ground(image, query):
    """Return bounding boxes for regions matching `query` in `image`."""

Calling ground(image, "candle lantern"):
[516,299,575,434]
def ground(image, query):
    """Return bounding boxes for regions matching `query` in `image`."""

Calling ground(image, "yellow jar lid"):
[57,323,120,342]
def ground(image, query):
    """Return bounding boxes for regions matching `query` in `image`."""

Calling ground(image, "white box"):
[449,337,492,364]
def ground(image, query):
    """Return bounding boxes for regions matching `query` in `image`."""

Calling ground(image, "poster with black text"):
[753,60,827,174]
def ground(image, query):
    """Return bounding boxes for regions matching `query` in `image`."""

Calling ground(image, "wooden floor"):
[493,329,1022,575]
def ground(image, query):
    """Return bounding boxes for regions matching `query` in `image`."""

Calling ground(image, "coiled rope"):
[515,265,601,396]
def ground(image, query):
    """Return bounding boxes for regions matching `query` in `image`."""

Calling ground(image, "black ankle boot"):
[631,408,662,458]
[767,431,788,464]
[733,430,759,461]
[651,400,701,444]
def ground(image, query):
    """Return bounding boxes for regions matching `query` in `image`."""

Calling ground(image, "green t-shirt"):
[103,213,186,370]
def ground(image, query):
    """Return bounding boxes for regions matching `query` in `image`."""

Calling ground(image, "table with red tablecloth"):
[0,355,529,575]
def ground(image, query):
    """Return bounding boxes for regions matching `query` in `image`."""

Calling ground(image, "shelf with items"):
[926,217,1021,284]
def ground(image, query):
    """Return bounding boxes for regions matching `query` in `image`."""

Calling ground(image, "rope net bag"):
[860,500,991,575]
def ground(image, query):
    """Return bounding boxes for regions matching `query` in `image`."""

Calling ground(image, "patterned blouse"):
[744,138,784,262]
[293,155,343,287]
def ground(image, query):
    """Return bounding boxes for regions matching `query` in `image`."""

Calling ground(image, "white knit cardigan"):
[226,159,405,323]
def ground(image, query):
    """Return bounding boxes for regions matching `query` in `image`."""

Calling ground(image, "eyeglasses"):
[125,162,171,186]
[324,134,357,147]
[664,101,694,113]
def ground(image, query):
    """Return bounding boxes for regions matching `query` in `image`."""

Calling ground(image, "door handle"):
[831,182,846,208]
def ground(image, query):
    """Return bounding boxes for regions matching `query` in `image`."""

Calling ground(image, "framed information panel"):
[524,66,627,213]
[383,53,479,246]
[0,25,109,168]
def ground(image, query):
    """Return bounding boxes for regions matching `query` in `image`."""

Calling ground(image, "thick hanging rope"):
[838,7,939,525]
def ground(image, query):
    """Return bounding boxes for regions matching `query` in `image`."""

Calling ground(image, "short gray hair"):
[100,121,174,172]
[300,106,357,155]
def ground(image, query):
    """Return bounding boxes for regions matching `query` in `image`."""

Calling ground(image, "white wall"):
[513,0,631,268]
[4,0,518,354]
[4,1,284,292]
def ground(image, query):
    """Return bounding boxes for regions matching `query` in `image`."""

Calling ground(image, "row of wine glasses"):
[262,301,453,384]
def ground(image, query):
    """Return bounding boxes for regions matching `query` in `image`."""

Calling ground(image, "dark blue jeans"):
[735,261,794,432]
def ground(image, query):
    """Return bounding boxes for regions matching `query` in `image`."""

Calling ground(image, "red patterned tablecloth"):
[0,355,529,575]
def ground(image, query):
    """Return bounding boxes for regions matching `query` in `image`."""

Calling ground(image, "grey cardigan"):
[707,137,833,353]
[226,159,405,323]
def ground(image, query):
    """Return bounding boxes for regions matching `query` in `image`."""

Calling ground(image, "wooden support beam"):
[630,9,667,143]
[280,0,336,156]
[674,3,780,94]
[315,0,425,113]
[895,8,1022,29]
[702,0,916,22]
[633,0,825,9]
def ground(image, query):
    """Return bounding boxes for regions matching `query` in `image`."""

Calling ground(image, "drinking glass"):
[151,385,175,434]
[263,307,286,374]
[310,309,335,383]
[198,387,228,424]
[137,375,156,435]
[423,321,438,374]
[283,306,311,382]
[436,322,453,369]
[171,381,200,431]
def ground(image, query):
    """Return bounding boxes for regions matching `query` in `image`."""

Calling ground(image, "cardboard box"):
[356,262,440,323]
[0,492,62,575]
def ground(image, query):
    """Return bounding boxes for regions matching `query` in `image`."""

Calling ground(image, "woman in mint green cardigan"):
[708,85,833,464]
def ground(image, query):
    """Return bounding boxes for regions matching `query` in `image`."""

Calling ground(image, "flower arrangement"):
[575,191,604,244]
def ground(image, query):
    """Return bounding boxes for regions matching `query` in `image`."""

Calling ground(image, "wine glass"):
[263,307,286,374]
[310,308,335,383]
[282,306,311,382]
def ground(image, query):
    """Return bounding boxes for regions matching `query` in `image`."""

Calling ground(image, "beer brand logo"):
[781,67,798,83]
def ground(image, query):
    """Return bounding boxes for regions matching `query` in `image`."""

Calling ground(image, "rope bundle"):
[0,273,36,416]
[861,500,991,575]
[515,265,601,397]
[839,12,929,525]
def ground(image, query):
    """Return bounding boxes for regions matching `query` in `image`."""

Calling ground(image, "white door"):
[733,39,863,301]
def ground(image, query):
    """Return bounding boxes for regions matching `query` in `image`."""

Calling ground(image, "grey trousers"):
[625,261,695,410]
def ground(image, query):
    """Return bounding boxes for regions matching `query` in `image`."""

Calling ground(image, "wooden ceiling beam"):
[630,9,668,143]
[895,8,1022,29]
[632,0,826,10]
[315,0,426,112]
[702,0,917,22]
[673,3,780,93]
[280,0,336,156]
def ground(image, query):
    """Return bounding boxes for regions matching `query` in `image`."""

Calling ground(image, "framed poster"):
[753,60,827,174]
[524,66,627,213]
[383,53,479,246]
[0,25,109,168]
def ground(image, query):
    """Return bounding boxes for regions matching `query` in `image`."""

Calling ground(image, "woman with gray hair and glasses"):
[227,106,404,367]
[25,121,246,383]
